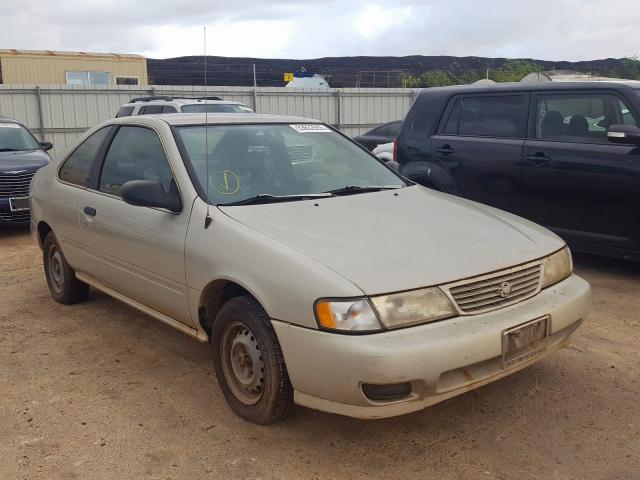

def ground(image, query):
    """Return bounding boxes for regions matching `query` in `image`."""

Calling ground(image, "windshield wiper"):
[0,148,20,152]
[324,185,403,196]
[219,193,334,206]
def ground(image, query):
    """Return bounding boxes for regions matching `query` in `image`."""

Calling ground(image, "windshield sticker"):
[0,123,20,128]
[210,170,240,195]
[289,124,332,133]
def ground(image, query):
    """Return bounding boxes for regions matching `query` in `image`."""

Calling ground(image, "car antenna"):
[203,26,212,229]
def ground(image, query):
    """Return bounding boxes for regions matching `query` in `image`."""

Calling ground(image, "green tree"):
[405,70,457,87]
[489,60,541,82]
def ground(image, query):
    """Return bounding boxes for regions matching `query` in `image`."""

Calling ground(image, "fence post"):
[335,89,342,130]
[35,86,45,141]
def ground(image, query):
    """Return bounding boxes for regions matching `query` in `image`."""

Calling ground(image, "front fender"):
[185,199,364,331]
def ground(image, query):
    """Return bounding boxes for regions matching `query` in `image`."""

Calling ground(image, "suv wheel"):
[43,232,89,304]
[212,296,293,424]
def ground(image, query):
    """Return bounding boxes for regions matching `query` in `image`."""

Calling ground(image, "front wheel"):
[212,296,293,424]
[43,232,89,304]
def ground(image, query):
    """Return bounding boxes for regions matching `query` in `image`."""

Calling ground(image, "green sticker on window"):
[210,170,240,195]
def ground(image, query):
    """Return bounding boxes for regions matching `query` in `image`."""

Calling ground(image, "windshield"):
[181,104,254,113]
[0,122,41,151]
[175,124,405,205]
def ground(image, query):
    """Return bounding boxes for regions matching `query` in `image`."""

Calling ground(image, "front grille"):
[0,172,34,198]
[0,210,30,223]
[448,263,541,314]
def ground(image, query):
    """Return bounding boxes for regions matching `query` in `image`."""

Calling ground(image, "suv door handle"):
[525,153,551,166]
[436,145,455,155]
[83,206,96,217]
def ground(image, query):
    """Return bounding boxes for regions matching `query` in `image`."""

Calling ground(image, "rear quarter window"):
[457,95,527,138]
[139,105,164,115]
[59,127,111,187]
[115,106,134,118]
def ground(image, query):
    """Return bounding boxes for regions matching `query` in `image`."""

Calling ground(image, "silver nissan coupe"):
[30,113,591,424]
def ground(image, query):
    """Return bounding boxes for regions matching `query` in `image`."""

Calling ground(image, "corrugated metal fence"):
[0,84,419,158]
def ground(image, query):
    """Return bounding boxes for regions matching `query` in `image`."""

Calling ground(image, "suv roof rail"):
[129,96,174,103]
[128,95,225,103]
[173,96,224,101]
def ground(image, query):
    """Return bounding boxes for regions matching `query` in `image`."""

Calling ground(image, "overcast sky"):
[1,0,638,60]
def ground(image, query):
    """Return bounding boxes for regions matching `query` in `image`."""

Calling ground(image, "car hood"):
[0,149,50,172]
[220,186,565,295]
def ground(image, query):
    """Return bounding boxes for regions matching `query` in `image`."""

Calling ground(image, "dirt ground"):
[0,228,638,480]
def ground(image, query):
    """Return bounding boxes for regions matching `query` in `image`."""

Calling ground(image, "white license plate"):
[502,316,549,368]
[9,196,30,212]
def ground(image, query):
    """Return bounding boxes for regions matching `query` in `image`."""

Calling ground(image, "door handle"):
[436,145,455,155]
[83,206,96,217]
[525,153,551,166]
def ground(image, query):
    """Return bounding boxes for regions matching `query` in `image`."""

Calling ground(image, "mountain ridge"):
[147,55,638,87]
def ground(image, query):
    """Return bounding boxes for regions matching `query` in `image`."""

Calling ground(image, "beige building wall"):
[0,50,148,85]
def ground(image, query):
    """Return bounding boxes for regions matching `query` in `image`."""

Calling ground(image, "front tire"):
[43,232,89,304]
[212,296,293,424]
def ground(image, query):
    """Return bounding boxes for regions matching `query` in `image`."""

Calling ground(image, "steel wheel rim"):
[220,321,265,405]
[49,249,64,294]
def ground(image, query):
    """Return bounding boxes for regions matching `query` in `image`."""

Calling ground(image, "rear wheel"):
[212,296,293,424]
[43,232,89,304]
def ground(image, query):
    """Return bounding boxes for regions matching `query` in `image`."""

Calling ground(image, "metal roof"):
[521,70,624,82]
[0,49,144,60]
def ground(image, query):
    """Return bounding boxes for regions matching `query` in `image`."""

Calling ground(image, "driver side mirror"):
[40,141,53,151]
[607,124,640,146]
[121,180,182,212]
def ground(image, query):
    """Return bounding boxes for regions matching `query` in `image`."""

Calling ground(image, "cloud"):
[0,0,638,61]
[355,5,414,40]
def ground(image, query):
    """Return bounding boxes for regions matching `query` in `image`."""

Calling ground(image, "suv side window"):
[162,106,177,113]
[443,98,462,135]
[59,127,111,187]
[99,126,175,197]
[535,93,639,143]
[115,106,135,118]
[138,105,164,115]
[457,95,527,138]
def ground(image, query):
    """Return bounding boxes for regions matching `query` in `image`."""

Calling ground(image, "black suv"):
[396,81,640,261]
[0,116,52,227]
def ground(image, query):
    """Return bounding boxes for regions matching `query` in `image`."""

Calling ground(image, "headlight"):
[371,287,457,329]
[541,246,573,289]
[315,299,382,332]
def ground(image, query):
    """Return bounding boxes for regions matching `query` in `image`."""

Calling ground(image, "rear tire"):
[212,296,294,424]
[43,232,89,304]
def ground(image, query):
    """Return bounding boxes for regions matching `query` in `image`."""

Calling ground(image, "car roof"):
[417,80,640,97]
[113,112,323,126]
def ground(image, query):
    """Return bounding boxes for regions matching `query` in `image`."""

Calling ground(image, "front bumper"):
[272,273,591,419]
[0,198,31,226]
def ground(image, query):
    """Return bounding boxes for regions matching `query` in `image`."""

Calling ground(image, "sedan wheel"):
[43,232,89,304]
[212,296,293,424]
[222,321,265,405]
[48,249,65,294]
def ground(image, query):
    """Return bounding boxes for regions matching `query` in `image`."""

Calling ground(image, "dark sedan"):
[0,116,52,227]
[353,120,402,151]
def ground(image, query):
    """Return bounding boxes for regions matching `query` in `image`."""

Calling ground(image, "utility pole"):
[252,64,258,112]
